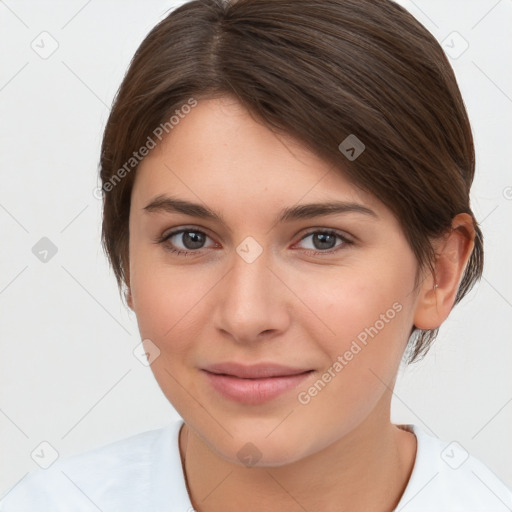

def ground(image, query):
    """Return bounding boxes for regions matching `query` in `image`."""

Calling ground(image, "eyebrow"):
[143,194,377,224]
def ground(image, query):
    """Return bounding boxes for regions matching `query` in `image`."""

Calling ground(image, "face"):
[127,96,423,466]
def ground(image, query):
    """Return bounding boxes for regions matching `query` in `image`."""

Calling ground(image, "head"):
[99,0,482,465]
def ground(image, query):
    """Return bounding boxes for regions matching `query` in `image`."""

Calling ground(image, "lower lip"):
[202,370,314,405]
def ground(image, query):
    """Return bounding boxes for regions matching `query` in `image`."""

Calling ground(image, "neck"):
[179,408,416,512]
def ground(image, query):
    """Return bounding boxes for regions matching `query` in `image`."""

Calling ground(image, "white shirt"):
[1,419,511,511]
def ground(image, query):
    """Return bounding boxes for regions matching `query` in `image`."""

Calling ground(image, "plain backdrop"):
[1,0,511,497]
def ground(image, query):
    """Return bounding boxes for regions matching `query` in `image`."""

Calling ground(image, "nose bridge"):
[213,240,289,341]
[225,245,274,313]
[231,248,273,301]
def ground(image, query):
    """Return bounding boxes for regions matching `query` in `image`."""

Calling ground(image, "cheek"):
[129,251,218,358]
[129,261,210,409]
[132,282,188,344]
[288,269,414,445]
[294,264,414,357]
[130,250,197,351]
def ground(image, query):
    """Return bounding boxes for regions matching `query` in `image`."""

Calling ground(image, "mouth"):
[201,362,315,404]
[202,362,314,379]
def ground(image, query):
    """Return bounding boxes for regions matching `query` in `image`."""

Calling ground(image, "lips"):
[201,362,315,404]
[202,362,313,379]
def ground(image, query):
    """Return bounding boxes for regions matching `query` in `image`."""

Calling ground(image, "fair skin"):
[126,96,474,512]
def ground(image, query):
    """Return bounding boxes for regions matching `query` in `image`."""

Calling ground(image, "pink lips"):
[201,362,314,405]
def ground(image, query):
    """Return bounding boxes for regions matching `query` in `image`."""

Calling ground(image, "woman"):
[2,0,511,510]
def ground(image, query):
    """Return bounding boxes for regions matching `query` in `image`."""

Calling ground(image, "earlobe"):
[125,284,134,310]
[125,260,134,310]
[413,213,475,330]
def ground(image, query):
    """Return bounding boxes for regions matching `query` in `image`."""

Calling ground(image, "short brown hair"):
[99,0,483,363]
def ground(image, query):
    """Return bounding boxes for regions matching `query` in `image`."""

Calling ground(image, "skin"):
[126,96,475,512]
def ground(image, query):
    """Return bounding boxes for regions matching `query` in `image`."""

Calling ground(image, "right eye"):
[156,228,218,256]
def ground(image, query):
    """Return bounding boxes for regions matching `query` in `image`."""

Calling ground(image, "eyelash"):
[155,227,353,257]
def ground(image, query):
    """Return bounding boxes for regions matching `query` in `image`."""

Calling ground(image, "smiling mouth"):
[211,372,312,379]
[201,362,314,379]
[201,368,315,405]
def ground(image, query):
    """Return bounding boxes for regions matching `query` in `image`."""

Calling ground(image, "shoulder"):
[395,424,512,511]
[0,419,191,512]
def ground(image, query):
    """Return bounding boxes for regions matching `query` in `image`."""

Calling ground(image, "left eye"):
[296,231,349,252]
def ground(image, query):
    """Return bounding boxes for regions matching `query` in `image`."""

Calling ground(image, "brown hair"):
[99,0,483,363]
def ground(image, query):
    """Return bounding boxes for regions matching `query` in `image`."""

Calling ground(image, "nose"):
[212,245,291,345]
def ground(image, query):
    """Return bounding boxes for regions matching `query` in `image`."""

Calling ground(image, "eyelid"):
[296,227,354,242]
[156,226,218,247]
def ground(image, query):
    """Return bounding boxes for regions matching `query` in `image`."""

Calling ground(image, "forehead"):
[130,97,382,217]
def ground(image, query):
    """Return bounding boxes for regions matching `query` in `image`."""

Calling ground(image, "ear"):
[413,213,475,330]
[124,256,134,310]
[126,286,134,310]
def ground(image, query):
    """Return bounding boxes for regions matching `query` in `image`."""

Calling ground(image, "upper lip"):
[202,362,313,379]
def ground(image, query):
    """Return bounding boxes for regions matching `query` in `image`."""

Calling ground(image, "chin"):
[206,428,313,468]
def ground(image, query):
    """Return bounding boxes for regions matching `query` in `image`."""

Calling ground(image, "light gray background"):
[1,0,511,497]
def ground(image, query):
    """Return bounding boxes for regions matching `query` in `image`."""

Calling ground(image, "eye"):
[155,227,353,257]
[295,230,352,254]
[156,228,217,256]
